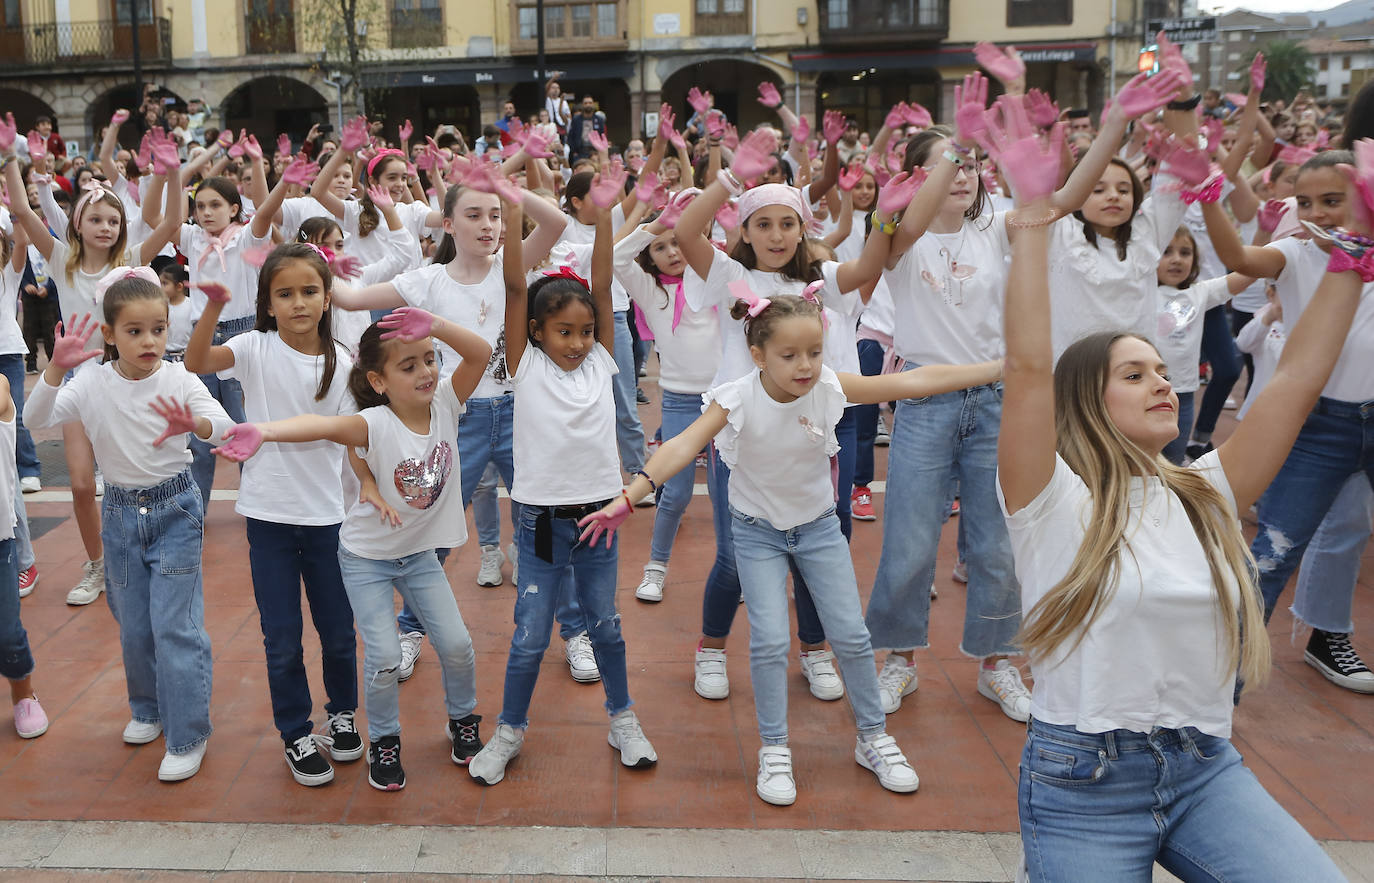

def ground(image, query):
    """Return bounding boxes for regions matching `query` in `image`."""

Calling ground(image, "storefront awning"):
[790,42,1097,73]
[362,58,636,89]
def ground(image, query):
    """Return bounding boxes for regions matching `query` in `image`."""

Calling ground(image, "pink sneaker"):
[14,697,48,739]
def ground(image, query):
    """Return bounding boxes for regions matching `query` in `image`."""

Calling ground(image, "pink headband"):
[73,181,117,225]
[366,149,406,179]
[735,183,808,226]
[95,266,159,300]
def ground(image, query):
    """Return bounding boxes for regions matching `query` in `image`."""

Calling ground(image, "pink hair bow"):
[801,280,830,329]
[727,279,771,318]
[95,265,159,299]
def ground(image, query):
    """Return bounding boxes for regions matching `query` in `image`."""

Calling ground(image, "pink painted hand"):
[1161,138,1212,186]
[590,162,628,209]
[461,162,522,203]
[657,104,676,142]
[877,169,926,213]
[1155,32,1193,98]
[722,124,739,151]
[731,129,778,181]
[715,201,739,230]
[705,111,726,139]
[276,133,292,158]
[26,132,46,162]
[687,87,713,114]
[195,281,232,304]
[340,115,370,153]
[366,182,394,208]
[283,157,318,188]
[792,114,811,142]
[332,255,363,280]
[981,100,1064,204]
[903,103,933,129]
[1113,69,1187,121]
[110,109,130,126]
[51,314,102,372]
[757,82,783,109]
[954,72,990,147]
[658,188,698,228]
[588,130,610,153]
[669,128,687,152]
[838,160,864,192]
[1250,52,1267,95]
[1202,117,1225,156]
[577,497,632,549]
[136,132,154,170]
[152,139,180,176]
[885,103,910,131]
[150,397,199,448]
[215,130,233,151]
[1024,89,1059,129]
[974,42,1025,86]
[378,306,439,342]
[822,109,846,146]
[1344,139,1374,232]
[523,130,554,159]
[0,114,17,155]
[635,170,660,204]
[1257,199,1289,233]
[399,119,414,143]
[211,423,264,462]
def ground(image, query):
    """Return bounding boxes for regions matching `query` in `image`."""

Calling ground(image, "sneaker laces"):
[374,743,400,766]
[328,711,357,736]
[290,733,327,759]
[1324,633,1370,674]
[611,713,647,742]
[641,566,666,588]
[878,659,913,693]
[399,634,422,666]
[987,664,1030,702]
[568,634,595,665]
[452,719,480,743]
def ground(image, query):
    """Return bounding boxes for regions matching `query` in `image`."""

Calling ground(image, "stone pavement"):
[4,371,1373,880]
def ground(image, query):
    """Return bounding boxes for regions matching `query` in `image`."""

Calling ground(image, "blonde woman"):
[989,108,1351,879]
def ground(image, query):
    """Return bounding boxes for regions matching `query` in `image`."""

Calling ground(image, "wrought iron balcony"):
[817,0,948,47]
[0,18,172,70]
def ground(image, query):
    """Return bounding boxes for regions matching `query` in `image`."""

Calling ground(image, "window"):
[596,3,616,36]
[1320,56,1329,71]
[1342,81,1351,95]
[115,0,155,22]
[518,5,536,38]
[723,0,743,11]
[544,4,563,38]
[886,0,912,26]
[1343,55,1352,70]
[828,0,849,28]
[1007,0,1068,27]
[697,0,714,11]
[572,3,591,37]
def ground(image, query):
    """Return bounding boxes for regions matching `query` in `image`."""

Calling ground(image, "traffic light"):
[1139,45,1159,74]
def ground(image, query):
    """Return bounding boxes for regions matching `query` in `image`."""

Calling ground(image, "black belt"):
[533,498,613,562]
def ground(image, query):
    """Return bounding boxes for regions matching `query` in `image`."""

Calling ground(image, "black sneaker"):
[1184,441,1214,462]
[448,713,484,765]
[1305,630,1374,693]
[326,711,364,762]
[636,387,650,405]
[285,734,335,787]
[367,736,406,791]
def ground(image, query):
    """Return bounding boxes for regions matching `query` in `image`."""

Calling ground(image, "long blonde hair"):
[66,188,129,283]
[1016,332,1271,691]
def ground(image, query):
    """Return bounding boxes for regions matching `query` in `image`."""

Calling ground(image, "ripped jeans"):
[337,547,477,742]
[499,504,630,729]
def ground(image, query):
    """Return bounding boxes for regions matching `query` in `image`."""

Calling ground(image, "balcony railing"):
[245,12,296,54]
[390,6,443,49]
[0,18,171,70]
[818,0,948,46]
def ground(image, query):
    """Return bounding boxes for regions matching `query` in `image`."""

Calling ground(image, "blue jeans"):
[1253,397,1374,619]
[648,390,706,564]
[1293,473,1374,633]
[852,339,884,489]
[338,547,477,741]
[1194,306,1240,437]
[834,406,856,540]
[472,461,502,547]
[702,443,825,644]
[188,316,252,509]
[246,518,357,744]
[500,505,630,728]
[1019,719,1342,882]
[101,472,213,754]
[0,538,31,681]
[865,379,1020,656]
[1163,390,1195,465]
[612,311,646,473]
[730,506,886,744]
[14,480,33,572]
[0,354,39,479]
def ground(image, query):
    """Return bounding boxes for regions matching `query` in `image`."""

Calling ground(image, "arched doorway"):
[515,77,632,148]
[0,89,58,136]
[659,60,783,135]
[88,83,187,150]
[222,76,329,142]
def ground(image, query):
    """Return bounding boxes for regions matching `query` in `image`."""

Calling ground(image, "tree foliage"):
[1240,40,1315,103]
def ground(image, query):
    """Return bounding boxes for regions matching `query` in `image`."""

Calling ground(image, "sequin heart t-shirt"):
[339,381,468,559]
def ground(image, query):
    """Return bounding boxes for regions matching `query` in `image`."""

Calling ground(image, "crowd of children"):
[0,33,1369,878]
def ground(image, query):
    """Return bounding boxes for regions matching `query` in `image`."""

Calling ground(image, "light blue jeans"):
[338,547,477,741]
[864,379,1020,656]
[612,311,646,474]
[729,506,886,745]
[500,506,629,729]
[1292,473,1374,633]
[101,472,213,754]
[1020,718,1343,881]
[472,461,502,548]
[648,390,706,563]
[188,316,251,510]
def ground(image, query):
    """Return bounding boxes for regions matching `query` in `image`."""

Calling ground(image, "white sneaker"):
[158,740,207,782]
[397,631,424,682]
[799,649,844,700]
[469,722,523,785]
[123,719,163,744]
[508,542,519,586]
[565,632,601,682]
[952,560,968,584]
[694,647,729,699]
[66,558,105,606]
[632,489,656,507]
[476,544,505,587]
[877,655,918,714]
[608,709,657,767]
[978,659,1031,722]
[94,471,105,498]
[19,476,40,493]
[756,745,796,805]
[635,561,667,603]
[855,733,919,793]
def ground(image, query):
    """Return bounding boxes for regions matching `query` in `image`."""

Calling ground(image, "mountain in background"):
[1260,0,1374,27]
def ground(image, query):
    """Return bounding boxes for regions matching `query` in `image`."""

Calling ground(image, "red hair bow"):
[542,264,590,289]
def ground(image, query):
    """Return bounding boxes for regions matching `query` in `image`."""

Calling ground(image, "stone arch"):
[221,75,329,141]
[85,81,188,150]
[0,88,58,133]
[658,57,784,134]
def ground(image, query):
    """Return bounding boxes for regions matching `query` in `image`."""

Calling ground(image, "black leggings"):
[21,291,57,366]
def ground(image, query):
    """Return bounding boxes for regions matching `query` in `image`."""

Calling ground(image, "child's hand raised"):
[578,496,632,548]
[366,183,394,208]
[51,314,102,372]
[283,157,318,188]
[590,161,628,209]
[378,306,439,342]
[150,397,198,448]
[212,423,264,462]
[195,281,232,304]
[1258,199,1289,233]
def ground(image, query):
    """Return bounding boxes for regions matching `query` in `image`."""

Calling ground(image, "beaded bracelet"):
[1006,208,1057,228]
[718,168,744,197]
[633,469,658,494]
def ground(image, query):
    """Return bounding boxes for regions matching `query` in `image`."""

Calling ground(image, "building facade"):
[1,0,1124,151]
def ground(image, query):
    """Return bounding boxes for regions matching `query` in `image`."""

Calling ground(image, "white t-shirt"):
[166,298,195,353]
[179,224,272,323]
[280,196,335,242]
[614,227,719,394]
[332,224,417,357]
[1234,305,1286,421]
[48,239,142,362]
[339,381,467,559]
[0,264,28,356]
[392,258,510,398]
[833,209,868,263]
[1047,182,1188,362]
[1155,278,1233,394]
[704,365,847,530]
[1180,180,1236,284]
[341,199,425,273]
[998,451,1241,738]
[221,331,356,525]
[23,361,232,489]
[858,276,896,338]
[554,204,629,312]
[886,212,1009,366]
[1270,236,1374,402]
[510,343,622,506]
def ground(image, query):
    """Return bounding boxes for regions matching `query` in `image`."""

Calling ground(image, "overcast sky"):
[1211,1,1346,11]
